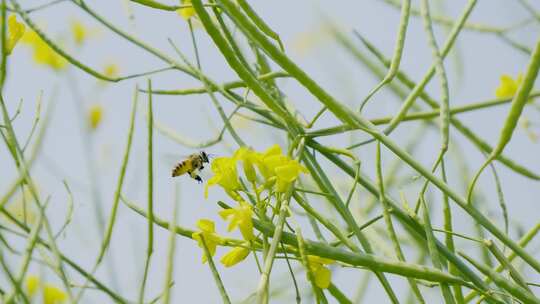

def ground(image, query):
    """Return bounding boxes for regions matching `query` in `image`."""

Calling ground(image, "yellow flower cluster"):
[5,14,25,55]
[21,29,67,70]
[495,73,523,98]
[193,145,309,268]
[205,144,308,197]
[25,275,67,304]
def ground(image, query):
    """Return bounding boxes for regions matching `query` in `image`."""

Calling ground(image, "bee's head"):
[200,151,210,163]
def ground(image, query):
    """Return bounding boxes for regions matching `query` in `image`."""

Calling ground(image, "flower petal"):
[314,266,331,289]
[197,219,215,233]
[220,247,250,267]
[25,275,40,297]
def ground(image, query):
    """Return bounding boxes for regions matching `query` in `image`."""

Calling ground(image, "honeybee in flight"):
[171,151,210,183]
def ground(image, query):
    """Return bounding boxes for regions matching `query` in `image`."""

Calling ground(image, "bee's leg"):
[194,175,203,184]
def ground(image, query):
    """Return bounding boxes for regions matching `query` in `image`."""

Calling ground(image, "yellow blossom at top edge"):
[6,14,25,55]
[205,156,241,198]
[70,20,88,45]
[220,246,250,267]
[192,219,223,263]
[177,0,196,20]
[88,104,104,130]
[43,283,67,304]
[21,29,67,70]
[218,200,255,241]
[495,73,523,98]
[25,275,40,297]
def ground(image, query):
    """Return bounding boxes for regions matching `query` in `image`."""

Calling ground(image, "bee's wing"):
[161,153,192,167]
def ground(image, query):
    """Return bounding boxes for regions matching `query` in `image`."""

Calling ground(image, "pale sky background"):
[1,0,540,303]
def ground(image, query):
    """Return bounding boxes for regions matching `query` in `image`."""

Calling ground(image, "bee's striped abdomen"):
[172,160,190,177]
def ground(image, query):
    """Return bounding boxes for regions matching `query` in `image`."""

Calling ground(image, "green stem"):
[464,222,540,302]
[142,71,290,95]
[139,79,155,304]
[381,0,476,138]
[467,36,540,204]
[353,32,540,180]
[459,252,540,304]
[97,86,138,264]
[309,139,500,302]
[327,283,352,304]
[358,0,410,112]
[484,239,531,291]
[420,195,455,304]
[256,196,291,304]
[376,142,425,303]
[201,236,232,304]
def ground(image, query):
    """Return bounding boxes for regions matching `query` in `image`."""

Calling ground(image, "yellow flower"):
[219,200,254,241]
[25,275,40,297]
[205,156,241,198]
[220,246,250,267]
[192,219,222,263]
[103,63,119,78]
[255,144,284,180]
[253,145,308,192]
[88,104,104,130]
[70,20,88,45]
[6,14,25,55]
[274,158,309,192]
[177,0,196,20]
[21,29,67,70]
[234,147,258,182]
[43,284,67,304]
[495,73,523,98]
[307,255,334,289]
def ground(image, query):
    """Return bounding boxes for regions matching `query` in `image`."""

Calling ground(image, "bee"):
[171,151,210,183]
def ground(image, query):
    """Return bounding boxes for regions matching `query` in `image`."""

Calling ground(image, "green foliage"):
[1,0,540,303]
